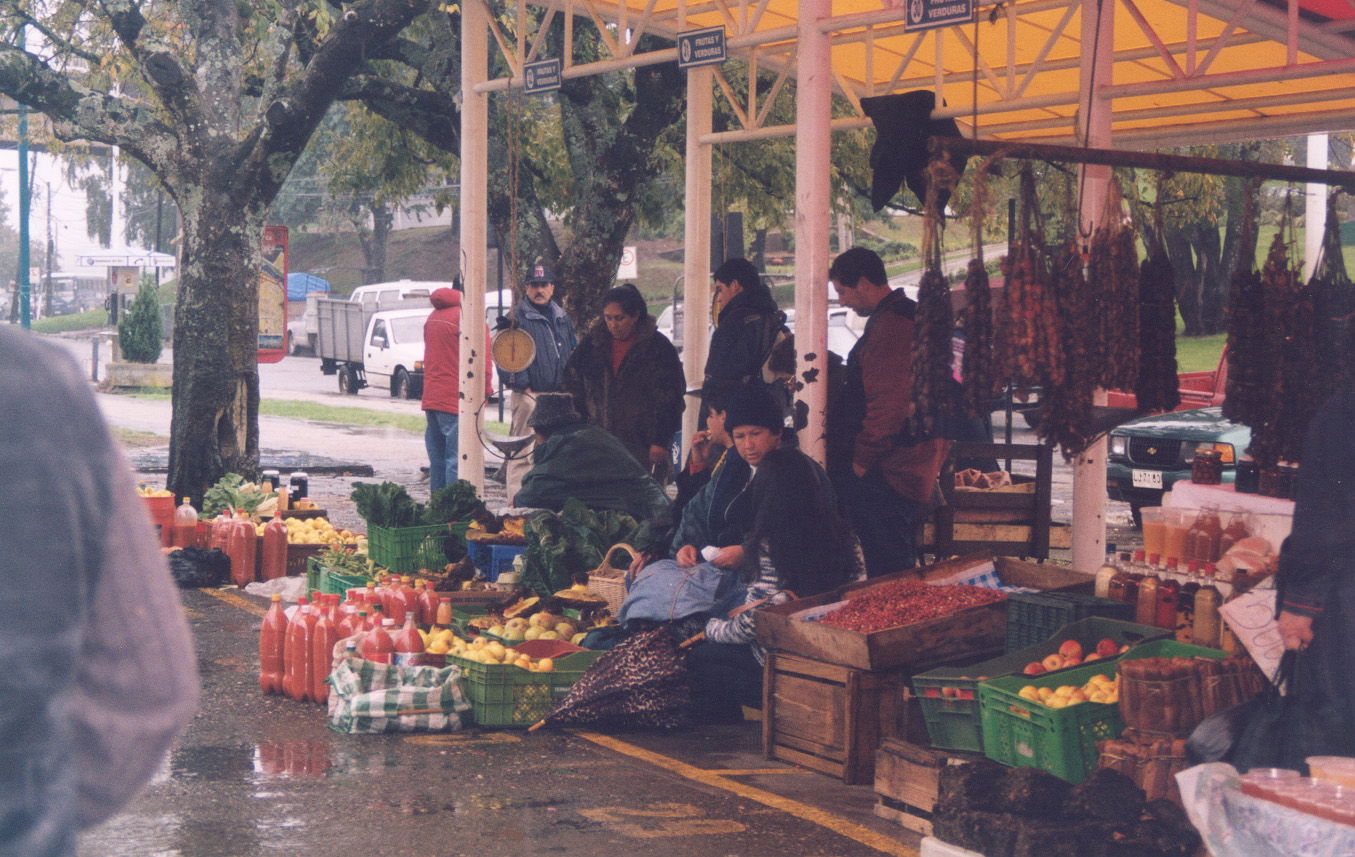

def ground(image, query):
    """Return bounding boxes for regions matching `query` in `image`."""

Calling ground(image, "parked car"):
[1105,406,1251,522]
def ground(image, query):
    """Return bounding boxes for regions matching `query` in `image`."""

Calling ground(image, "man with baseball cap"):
[498,262,578,499]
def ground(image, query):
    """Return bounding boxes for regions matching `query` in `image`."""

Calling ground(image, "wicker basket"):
[587,543,636,616]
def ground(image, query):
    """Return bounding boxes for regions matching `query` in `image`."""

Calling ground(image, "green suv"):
[1105,406,1251,521]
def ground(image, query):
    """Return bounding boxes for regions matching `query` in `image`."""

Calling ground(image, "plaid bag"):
[327,656,471,734]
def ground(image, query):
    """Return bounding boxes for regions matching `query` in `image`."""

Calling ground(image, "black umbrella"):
[529,629,691,731]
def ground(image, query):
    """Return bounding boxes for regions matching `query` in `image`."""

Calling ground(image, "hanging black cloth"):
[861,90,966,213]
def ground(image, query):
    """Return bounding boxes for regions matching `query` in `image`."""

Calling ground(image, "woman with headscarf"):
[563,284,685,482]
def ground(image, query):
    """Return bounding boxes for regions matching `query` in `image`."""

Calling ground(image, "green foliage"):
[31,308,108,333]
[117,282,163,363]
[350,481,424,528]
[519,498,654,598]
[423,480,488,524]
[203,474,270,518]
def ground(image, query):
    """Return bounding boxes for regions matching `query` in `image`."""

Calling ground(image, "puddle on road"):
[254,741,332,777]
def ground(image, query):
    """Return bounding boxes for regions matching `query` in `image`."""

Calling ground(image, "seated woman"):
[514,392,672,527]
[687,446,863,724]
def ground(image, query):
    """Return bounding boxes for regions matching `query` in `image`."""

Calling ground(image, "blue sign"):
[677,27,726,69]
[524,58,561,94]
[905,0,975,31]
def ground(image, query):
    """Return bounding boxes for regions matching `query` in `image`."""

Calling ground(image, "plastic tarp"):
[287,272,331,302]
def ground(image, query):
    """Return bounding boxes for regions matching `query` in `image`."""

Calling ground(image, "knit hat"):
[722,384,783,433]
[528,392,583,432]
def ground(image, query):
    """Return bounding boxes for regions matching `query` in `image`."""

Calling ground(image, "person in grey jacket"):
[0,327,199,857]
[497,263,578,501]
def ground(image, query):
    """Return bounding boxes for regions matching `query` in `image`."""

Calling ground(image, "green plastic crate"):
[1121,638,1227,660]
[912,617,1165,753]
[305,555,374,596]
[979,661,1125,783]
[1005,592,1135,651]
[366,523,451,574]
[444,649,602,727]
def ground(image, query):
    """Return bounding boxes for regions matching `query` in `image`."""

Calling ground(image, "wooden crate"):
[755,554,1093,672]
[873,738,983,837]
[762,652,900,785]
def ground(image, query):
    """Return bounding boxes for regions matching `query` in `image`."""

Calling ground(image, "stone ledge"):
[104,360,172,389]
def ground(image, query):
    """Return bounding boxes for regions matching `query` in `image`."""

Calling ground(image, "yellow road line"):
[574,731,918,857]
[704,768,816,776]
[204,588,268,617]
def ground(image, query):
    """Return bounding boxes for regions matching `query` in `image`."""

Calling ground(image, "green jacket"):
[515,424,673,526]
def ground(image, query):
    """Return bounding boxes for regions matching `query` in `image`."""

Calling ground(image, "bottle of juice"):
[435,596,453,628]
[310,604,338,704]
[172,498,199,548]
[209,508,234,551]
[1195,504,1223,564]
[393,612,425,668]
[340,608,367,640]
[259,594,287,695]
[1194,568,1223,649]
[1094,546,1119,599]
[1155,574,1180,630]
[360,618,395,664]
[1176,561,1200,642]
[398,577,420,624]
[367,603,385,631]
[260,517,289,580]
[1135,571,1160,626]
[418,580,439,626]
[1109,550,1143,603]
[283,596,314,700]
[384,578,407,625]
[226,510,258,587]
[1219,512,1251,556]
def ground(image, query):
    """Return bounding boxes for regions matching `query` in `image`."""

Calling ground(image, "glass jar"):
[1191,449,1223,484]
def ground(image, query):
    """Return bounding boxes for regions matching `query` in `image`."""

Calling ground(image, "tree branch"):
[340,74,457,154]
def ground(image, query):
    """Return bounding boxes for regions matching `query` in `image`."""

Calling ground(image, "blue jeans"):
[424,410,459,492]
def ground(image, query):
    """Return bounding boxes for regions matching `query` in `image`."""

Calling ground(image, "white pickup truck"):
[316,298,431,398]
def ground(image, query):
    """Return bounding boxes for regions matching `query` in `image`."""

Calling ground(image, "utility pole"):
[17,101,29,329]
[44,180,53,314]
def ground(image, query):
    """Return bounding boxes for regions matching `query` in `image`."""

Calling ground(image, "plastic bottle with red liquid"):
[310,603,339,703]
[226,510,258,587]
[360,617,395,664]
[398,577,420,625]
[284,597,319,701]
[393,612,425,668]
[367,603,385,631]
[260,517,289,580]
[417,580,438,626]
[209,508,234,551]
[282,596,307,699]
[325,593,343,627]
[382,577,407,625]
[338,606,364,640]
[259,594,288,695]
[172,498,200,548]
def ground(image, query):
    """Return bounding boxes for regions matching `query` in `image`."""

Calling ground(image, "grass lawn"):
[31,309,109,333]
[1175,333,1227,373]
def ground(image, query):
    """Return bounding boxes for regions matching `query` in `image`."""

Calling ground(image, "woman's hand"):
[676,544,699,568]
[1278,610,1315,651]
[709,545,745,569]
[626,549,653,578]
[687,430,712,472]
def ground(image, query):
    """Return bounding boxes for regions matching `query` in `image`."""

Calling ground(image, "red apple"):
[1023,662,1047,675]
[957,690,975,700]
[1042,653,1065,672]
[1095,638,1119,658]
[1062,654,1082,666]
[942,686,959,699]
[1084,651,1103,662]
[1058,640,1084,661]
[924,687,941,698]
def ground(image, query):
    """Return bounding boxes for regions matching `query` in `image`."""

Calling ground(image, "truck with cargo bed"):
[316,297,431,399]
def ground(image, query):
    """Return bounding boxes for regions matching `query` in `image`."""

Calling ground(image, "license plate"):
[1131,469,1163,489]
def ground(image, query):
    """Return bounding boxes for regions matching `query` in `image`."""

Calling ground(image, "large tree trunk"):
[167,189,263,504]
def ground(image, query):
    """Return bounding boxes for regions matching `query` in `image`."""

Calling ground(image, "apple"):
[1023,662,1047,676]
[1058,640,1084,661]
[956,690,975,700]
[1042,653,1065,672]
[1083,651,1102,662]
[1119,644,1131,653]
[942,686,959,699]
[1096,637,1119,658]
[924,687,942,697]
[1062,654,1082,667]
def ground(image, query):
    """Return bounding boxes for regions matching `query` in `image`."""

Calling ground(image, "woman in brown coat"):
[563,284,685,481]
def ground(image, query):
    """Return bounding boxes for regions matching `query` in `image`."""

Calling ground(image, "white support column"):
[681,65,714,455]
[459,0,489,494]
[1305,134,1328,280]
[1071,0,1115,571]
[794,0,832,465]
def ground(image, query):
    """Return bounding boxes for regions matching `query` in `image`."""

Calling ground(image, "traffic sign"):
[524,58,561,94]
[905,0,975,32]
[677,27,726,69]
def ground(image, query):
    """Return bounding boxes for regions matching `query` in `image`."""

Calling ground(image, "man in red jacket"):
[422,286,492,492]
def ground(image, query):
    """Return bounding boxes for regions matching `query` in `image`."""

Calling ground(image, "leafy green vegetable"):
[350,481,424,528]
[203,473,269,517]
[423,480,488,524]
[519,498,655,597]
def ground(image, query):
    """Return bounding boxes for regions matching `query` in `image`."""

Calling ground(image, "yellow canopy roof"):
[513,0,1355,146]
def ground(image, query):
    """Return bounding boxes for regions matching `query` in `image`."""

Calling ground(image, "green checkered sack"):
[327,656,471,734]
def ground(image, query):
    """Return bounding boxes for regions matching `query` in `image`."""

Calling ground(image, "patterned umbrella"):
[529,628,691,731]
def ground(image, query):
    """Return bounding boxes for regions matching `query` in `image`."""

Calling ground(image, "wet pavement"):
[78,587,918,857]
